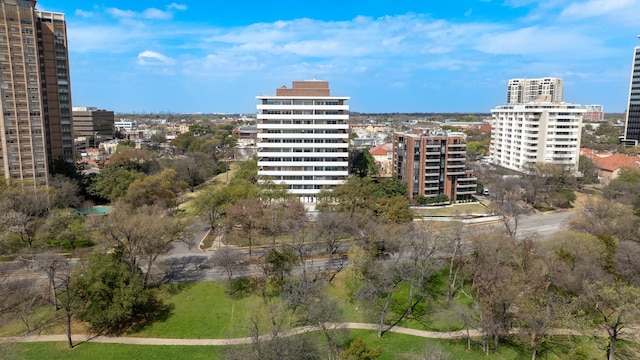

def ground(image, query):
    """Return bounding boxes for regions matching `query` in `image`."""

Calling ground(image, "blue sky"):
[37,0,640,114]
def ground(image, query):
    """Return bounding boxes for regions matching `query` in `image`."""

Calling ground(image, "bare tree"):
[212,247,242,294]
[314,211,352,283]
[224,197,264,256]
[584,281,640,360]
[470,232,521,353]
[488,176,526,238]
[101,203,193,287]
[442,220,466,303]
[398,223,440,317]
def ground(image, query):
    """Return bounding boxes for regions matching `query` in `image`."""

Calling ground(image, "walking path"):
[0,323,615,346]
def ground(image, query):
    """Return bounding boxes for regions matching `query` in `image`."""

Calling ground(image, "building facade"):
[507,78,563,104]
[623,41,640,145]
[392,130,477,202]
[256,80,349,202]
[490,103,585,173]
[72,107,115,144]
[0,0,73,183]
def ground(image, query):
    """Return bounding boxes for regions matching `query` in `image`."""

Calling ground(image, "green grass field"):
[131,282,264,339]
[2,332,620,360]
[412,202,491,217]
[3,277,638,360]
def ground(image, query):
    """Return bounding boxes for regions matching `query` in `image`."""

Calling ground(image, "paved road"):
[516,209,575,239]
[0,208,578,284]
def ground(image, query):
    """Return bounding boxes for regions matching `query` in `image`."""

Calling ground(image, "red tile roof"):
[369,143,392,155]
[581,148,640,172]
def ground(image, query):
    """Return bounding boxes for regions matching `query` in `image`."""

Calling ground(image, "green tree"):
[339,337,382,360]
[193,182,259,234]
[466,140,489,160]
[317,177,378,216]
[578,155,599,184]
[375,196,413,223]
[373,178,407,198]
[89,164,145,202]
[40,210,87,251]
[124,168,187,208]
[115,140,136,153]
[603,168,640,210]
[351,149,378,178]
[70,253,163,335]
[170,132,196,152]
[264,246,299,286]
[232,158,258,184]
[109,148,157,174]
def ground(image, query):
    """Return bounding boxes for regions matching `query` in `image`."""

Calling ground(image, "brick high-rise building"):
[256,80,349,202]
[392,130,477,202]
[0,0,73,184]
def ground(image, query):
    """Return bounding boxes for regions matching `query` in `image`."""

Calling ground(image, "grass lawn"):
[3,332,615,360]
[0,342,224,360]
[131,281,264,339]
[412,202,491,217]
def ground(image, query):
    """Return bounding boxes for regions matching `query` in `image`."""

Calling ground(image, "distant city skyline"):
[37,0,640,114]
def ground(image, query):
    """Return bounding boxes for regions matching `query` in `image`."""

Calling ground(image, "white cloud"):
[474,26,610,56]
[74,9,94,18]
[137,50,175,65]
[106,8,136,18]
[560,0,640,21]
[107,3,187,21]
[168,3,188,11]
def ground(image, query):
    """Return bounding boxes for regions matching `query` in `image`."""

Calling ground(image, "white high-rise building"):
[256,80,349,202]
[490,103,584,173]
[507,78,563,104]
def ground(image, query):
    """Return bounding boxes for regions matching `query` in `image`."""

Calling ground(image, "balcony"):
[258,142,348,149]
[456,189,476,195]
[257,104,349,111]
[447,149,466,155]
[257,133,348,139]
[258,151,348,158]
[259,170,348,177]
[256,123,349,130]
[447,163,466,168]
[258,161,348,167]
[257,114,349,121]
[447,170,468,175]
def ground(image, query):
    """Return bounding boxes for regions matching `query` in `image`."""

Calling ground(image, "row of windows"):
[265,100,341,106]
[265,139,342,144]
[261,157,345,162]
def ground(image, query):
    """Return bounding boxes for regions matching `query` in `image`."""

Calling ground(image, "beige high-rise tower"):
[507,77,563,104]
[0,0,73,184]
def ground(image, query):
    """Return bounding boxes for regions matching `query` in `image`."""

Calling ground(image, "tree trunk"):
[64,282,73,349]
[447,238,460,303]
[48,267,59,311]
[608,332,617,360]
